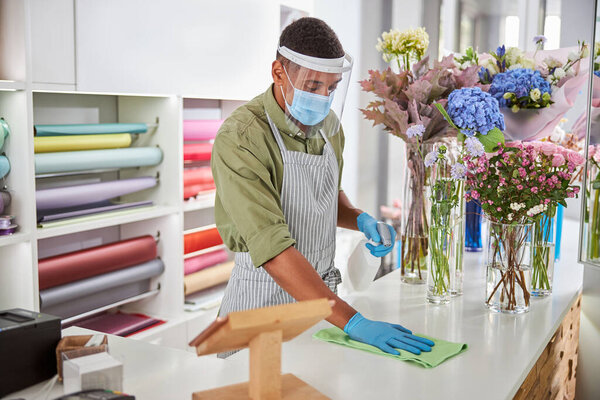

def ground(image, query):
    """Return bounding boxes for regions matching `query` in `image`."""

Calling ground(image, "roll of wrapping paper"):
[0,156,10,179]
[0,190,11,214]
[183,120,223,141]
[74,312,164,337]
[36,176,157,211]
[40,258,164,308]
[35,147,163,174]
[34,134,132,153]
[43,280,153,319]
[184,249,229,275]
[38,235,157,290]
[38,200,153,223]
[184,261,234,295]
[0,118,10,152]
[183,167,213,187]
[184,143,213,162]
[184,183,215,199]
[34,123,148,136]
[184,227,223,254]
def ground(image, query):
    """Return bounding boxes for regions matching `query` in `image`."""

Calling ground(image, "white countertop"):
[6,221,583,400]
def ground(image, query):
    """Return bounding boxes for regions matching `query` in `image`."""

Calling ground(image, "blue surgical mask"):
[280,66,335,126]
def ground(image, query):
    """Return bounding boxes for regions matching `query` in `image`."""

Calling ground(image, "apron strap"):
[265,111,289,157]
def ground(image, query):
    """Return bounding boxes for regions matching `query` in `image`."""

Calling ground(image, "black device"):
[0,308,61,397]
[53,389,135,400]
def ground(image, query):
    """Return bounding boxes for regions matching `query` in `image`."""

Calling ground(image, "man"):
[212,17,434,357]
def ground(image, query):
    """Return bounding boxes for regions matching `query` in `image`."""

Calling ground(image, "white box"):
[63,352,123,394]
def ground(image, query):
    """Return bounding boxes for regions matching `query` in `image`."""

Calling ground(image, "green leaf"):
[559,199,568,208]
[593,181,600,190]
[433,102,461,132]
[477,127,505,153]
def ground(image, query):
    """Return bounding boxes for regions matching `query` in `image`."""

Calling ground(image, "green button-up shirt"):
[211,85,345,267]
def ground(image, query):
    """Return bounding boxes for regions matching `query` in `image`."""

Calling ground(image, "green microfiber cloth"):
[313,327,467,368]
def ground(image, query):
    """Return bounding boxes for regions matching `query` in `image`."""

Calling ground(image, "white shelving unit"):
[0,0,311,351]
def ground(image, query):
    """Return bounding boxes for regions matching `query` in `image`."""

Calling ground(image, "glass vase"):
[485,220,532,314]
[426,160,461,304]
[587,162,600,262]
[465,197,483,252]
[530,213,557,297]
[400,143,432,284]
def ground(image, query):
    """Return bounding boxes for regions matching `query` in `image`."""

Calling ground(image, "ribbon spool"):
[0,215,17,235]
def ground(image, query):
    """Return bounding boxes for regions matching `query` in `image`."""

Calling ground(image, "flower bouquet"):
[462,142,581,311]
[474,39,589,141]
[361,27,483,284]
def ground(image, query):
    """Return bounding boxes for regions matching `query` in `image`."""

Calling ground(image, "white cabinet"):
[74,0,279,100]
[30,0,76,87]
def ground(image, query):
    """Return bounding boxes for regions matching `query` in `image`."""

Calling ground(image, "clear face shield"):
[277,46,353,137]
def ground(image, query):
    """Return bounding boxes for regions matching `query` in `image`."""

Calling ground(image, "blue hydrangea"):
[446,87,505,135]
[594,70,600,78]
[489,68,551,107]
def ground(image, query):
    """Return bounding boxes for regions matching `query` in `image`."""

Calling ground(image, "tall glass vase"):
[531,213,557,297]
[426,160,462,304]
[587,162,600,261]
[400,143,431,284]
[465,197,483,252]
[450,180,465,297]
[485,220,532,314]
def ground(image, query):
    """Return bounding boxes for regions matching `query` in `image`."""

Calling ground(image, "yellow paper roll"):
[34,134,132,153]
[184,261,234,295]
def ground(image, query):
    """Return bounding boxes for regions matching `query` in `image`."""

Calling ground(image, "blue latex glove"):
[356,212,396,257]
[344,313,435,355]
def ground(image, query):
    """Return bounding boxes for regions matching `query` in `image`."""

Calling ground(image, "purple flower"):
[464,136,485,157]
[496,45,506,57]
[533,35,547,45]
[451,163,467,180]
[424,150,437,167]
[406,124,425,138]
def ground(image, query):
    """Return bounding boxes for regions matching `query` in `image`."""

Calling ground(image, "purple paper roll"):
[183,120,223,141]
[38,200,153,223]
[36,177,157,211]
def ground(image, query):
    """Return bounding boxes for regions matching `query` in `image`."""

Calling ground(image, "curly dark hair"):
[277,17,344,62]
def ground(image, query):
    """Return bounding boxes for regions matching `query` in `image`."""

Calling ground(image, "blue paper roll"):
[35,147,163,174]
[35,123,148,136]
[0,156,10,179]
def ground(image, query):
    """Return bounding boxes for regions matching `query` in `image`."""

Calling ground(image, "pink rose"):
[552,153,566,167]
[593,152,600,164]
[541,142,557,156]
[566,151,585,166]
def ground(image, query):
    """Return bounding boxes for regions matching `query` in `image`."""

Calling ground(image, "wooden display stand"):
[189,299,333,400]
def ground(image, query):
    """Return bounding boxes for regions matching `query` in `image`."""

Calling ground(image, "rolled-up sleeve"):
[211,131,295,267]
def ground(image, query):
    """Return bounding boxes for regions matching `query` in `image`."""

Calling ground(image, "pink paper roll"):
[184,249,228,275]
[183,120,223,141]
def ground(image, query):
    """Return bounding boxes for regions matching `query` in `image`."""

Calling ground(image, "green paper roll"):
[0,156,10,179]
[35,147,163,174]
[35,123,147,136]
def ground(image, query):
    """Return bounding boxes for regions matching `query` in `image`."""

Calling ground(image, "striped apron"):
[217,111,342,358]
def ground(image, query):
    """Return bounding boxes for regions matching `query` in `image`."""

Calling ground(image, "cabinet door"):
[30,0,76,86]
[75,0,279,100]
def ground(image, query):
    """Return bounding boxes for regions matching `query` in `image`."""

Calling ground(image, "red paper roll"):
[184,249,229,275]
[38,235,157,290]
[183,167,213,187]
[184,143,213,162]
[184,227,223,254]
[184,183,215,199]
